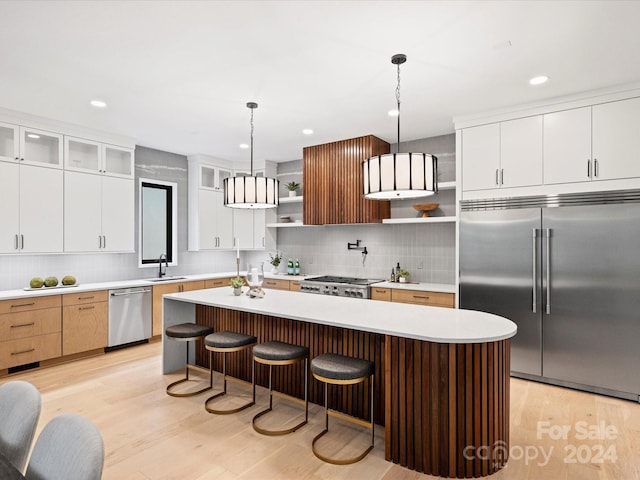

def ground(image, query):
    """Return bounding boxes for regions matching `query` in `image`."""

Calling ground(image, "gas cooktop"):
[302,276,384,286]
[299,276,385,299]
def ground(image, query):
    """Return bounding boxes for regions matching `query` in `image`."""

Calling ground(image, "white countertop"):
[163,287,516,344]
[0,271,308,301]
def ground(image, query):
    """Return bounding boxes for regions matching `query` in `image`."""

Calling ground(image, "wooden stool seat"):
[204,331,257,414]
[252,341,309,436]
[310,353,375,465]
[165,323,214,397]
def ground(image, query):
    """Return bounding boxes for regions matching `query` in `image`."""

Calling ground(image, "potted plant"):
[229,276,244,295]
[286,181,300,197]
[269,252,283,274]
[397,268,410,283]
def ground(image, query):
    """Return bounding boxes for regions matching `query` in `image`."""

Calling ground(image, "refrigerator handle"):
[546,228,552,314]
[532,228,538,313]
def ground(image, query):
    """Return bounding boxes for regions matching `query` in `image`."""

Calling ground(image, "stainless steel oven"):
[299,276,384,299]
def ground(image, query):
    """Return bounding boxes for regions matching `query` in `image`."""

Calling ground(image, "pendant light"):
[224,102,279,208]
[362,54,438,199]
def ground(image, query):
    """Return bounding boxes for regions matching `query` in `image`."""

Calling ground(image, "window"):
[139,179,177,266]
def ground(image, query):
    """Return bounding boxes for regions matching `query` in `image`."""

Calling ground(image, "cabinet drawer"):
[289,281,301,292]
[0,332,62,369]
[263,278,290,290]
[0,295,61,315]
[391,289,455,308]
[371,287,391,301]
[0,307,61,341]
[62,290,108,306]
[181,280,205,292]
[205,277,233,289]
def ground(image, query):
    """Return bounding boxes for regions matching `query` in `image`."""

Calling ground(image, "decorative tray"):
[23,284,80,291]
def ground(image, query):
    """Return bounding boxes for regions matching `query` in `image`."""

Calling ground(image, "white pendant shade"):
[362,152,437,199]
[224,175,279,208]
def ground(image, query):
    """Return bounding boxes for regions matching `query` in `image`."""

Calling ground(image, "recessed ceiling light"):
[239,143,249,149]
[27,133,40,139]
[302,128,313,135]
[90,100,107,108]
[529,76,549,86]
[388,109,399,117]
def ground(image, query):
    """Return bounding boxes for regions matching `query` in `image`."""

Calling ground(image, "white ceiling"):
[2,0,640,164]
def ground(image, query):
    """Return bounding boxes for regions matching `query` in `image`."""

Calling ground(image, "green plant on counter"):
[229,277,244,288]
[286,181,300,191]
[397,268,410,279]
[269,252,283,267]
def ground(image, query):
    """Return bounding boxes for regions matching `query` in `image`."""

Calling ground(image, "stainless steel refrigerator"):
[459,190,640,401]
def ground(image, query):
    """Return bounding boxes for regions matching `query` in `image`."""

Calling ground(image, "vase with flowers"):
[269,252,283,274]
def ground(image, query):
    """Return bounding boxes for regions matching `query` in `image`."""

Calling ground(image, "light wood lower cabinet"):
[62,290,108,356]
[204,277,234,289]
[289,280,300,292]
[152,280,205,336]
[262,278,290,291]
[371,287,391,301]
[391,288,455,308]
[0,295,62,370]
[371,286,454,308]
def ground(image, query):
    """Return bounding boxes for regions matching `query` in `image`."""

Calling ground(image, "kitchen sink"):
[146,276,187,282]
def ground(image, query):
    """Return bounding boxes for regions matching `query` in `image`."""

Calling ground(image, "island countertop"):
[163,286,516,343]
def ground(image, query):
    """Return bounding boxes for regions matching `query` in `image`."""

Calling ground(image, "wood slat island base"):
[163,288,516,478]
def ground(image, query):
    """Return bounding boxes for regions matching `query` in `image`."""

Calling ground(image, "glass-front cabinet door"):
[103,144,134,178]
[0,122,19,163]
[19,127,63,168]
[200,165,233,190]
[65,136,101,173]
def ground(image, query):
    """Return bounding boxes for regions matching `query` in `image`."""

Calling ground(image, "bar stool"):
[252,340,309,436]
[204,331,257,414]
[165,323,214,397]
[310,352,375,465]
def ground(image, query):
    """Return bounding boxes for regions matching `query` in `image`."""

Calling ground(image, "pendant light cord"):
[396,60,401,153]
[250,105,254,176]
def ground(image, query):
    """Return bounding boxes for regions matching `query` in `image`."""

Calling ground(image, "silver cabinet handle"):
[587,159,591,179]
[11,348,35,356]
[546,228,551,314]
[500,169,504,185]
[110,289,151,296]
[495,169,499,185]
[15,234,19,250]
[99,236,102,248]
[594,158,599,178]
[103,235,106,249]
[20,235,24,250]
[532,228,538,313]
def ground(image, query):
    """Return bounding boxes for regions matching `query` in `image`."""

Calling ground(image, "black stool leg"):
[311,373,375,465]
[252,357,308,436]
[205,348,256,415]
[166,338,213,398]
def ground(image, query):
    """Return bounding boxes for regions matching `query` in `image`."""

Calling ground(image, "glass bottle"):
[287,258,294,275]
[294,259,300,275]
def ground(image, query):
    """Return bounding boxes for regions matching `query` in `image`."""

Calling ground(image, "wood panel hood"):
[303,135,391,225]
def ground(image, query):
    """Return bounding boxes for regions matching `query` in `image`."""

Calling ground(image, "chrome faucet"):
[159,253,168,278]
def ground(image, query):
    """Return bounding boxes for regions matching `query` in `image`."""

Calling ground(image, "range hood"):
[303,135,390,225]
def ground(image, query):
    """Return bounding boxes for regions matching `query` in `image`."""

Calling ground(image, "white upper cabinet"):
[0,126,64,168]
[461,123,500,191]
[65,136,133,178]
[200,164,232,191]
[592,97,640,181]
[0,162,20,253]
[500,116,543,188]
[0,122,19,162]
[543,107,592,185]
[197,189,233,249]
[0,162,63,253]
[462,117,542,191]
[64,171,134,252]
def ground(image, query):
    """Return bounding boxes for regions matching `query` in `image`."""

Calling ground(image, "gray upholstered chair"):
[25,413,104,480]
[0,380,42,473]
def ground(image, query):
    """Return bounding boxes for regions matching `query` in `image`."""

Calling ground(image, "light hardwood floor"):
[3,341,640,480]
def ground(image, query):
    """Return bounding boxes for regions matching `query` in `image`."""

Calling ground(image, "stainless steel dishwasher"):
[108,287,152,347]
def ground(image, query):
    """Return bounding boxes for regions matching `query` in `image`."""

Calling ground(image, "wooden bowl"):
[412,203,440,218]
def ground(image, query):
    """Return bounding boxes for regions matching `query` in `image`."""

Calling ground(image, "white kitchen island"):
[162,287,516,478]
